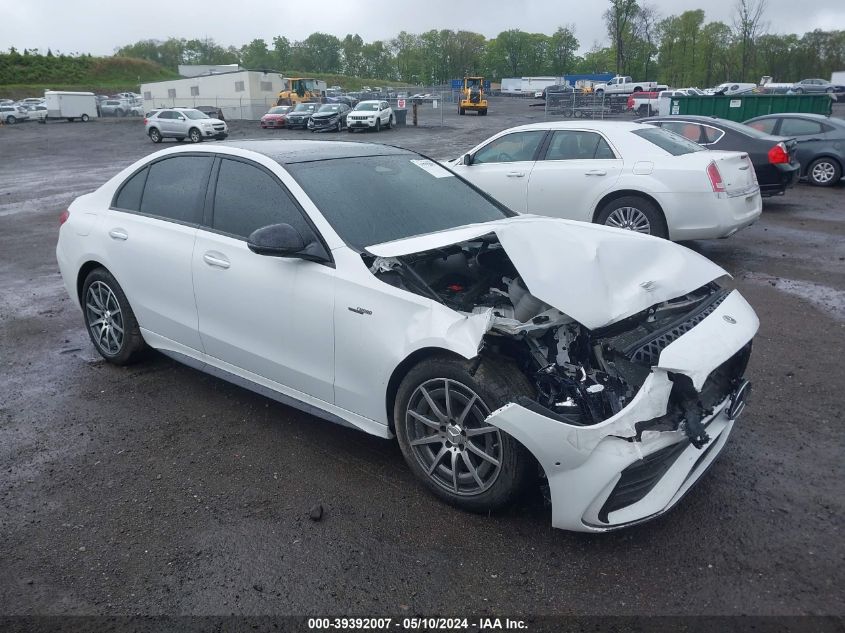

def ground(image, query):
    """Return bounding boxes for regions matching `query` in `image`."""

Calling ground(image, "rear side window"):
[545,131,616,160]
[113,167,148,211]
[779,118,824,136]
[211,159,311,240]
[633,127,705,155]
[660,121,704,143]
[139,156,212,224]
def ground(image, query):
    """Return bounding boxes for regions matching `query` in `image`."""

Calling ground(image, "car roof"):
[643,114,751,129]
[506,120,652,133]
[746,112,832,121]
[219,140,410,164]
[357,100,383,104]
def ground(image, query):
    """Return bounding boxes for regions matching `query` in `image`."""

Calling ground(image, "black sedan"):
[195,105,225,121]
[636,115,800,197]
[284,102,319,129]
[744,113,845,187]
[307,103,350,132]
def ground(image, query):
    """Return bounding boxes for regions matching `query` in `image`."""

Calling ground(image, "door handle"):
[585,169,607,176]
[108,229,128,240]
[203,252,230,269]
[506,171,526,178]
[738,164,749,170]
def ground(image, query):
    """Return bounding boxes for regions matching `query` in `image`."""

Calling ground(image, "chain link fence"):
[543,92,631,120]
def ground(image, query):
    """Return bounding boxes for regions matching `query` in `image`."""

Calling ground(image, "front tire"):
[149,128,162,143]
[807,157,841,186]
[5,115,16,124]
[394,355,534,513]
[82,268,145,365]
[188,127,202,143]
[596,195,668,239]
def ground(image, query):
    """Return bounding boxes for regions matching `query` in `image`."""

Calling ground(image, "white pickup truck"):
[594,76,659,95]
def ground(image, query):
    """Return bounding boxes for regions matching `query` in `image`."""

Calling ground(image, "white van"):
[44,91,99,122]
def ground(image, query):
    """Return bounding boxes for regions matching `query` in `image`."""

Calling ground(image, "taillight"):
[143,117,148,125]
[706,161,726,193]
[59,209,70,225]
[768,142,789,164]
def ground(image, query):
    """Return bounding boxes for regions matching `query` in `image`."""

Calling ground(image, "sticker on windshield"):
[409,159,454,178]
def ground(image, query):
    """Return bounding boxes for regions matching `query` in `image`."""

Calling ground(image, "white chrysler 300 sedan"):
[448,121,762,240]
[57,141,758,532]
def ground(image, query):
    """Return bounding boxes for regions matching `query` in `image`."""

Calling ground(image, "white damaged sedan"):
[56,141,758,532]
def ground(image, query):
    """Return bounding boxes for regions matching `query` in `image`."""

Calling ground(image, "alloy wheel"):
[605,206,652,234]
[405,378,502,496]
[85,281,124,355]
[811,161,835,184]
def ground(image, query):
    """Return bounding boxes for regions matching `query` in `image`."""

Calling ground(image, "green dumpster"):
[670,94,833,122]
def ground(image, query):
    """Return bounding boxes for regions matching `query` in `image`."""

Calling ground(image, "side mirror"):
[248,223,306,257]
[247,223,329,264]
[463,153,473,166]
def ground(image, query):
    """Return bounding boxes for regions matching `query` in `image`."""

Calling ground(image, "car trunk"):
[708,150,759,195]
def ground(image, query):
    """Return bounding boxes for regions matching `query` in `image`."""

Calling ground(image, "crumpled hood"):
[366,216,727,330]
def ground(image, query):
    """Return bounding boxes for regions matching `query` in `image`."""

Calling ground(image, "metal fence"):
[543,92,631,120]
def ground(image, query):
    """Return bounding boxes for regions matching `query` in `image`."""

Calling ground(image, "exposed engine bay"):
[365,234,750,448]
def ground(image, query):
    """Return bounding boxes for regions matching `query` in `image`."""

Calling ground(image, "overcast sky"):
[3,0,845,56]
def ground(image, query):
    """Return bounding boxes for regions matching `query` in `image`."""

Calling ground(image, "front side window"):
[139,156,212,224]
[544,131,616,160]
[472,131,545,164]
[779,118,824,136]
[212,159,311,240]
[746,118,777,134]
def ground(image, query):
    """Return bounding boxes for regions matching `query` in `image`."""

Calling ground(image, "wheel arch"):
[592,189,667,224]
[385,347,467,432]
[803,153,843,177]
[76,260,109,304]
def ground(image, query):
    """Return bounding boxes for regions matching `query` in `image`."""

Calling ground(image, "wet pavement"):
[0,98,843,617]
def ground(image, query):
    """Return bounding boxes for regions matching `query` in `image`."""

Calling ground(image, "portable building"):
[140,70,289,120]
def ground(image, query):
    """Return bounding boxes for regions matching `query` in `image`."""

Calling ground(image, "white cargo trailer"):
[44,91,98,122]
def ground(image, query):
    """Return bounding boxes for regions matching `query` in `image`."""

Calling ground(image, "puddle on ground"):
[746,273,845,322]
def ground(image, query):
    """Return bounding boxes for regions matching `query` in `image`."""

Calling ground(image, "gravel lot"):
[0,97,843,619]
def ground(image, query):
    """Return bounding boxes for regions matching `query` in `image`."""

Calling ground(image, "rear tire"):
[6,115,16,124]
[459,107,466,115]
[807,157,841,186]
[81,114,90,122]
[81,268,145,365]
[596,195,668,239]
[394,355,535,513]
[149,128,162,143]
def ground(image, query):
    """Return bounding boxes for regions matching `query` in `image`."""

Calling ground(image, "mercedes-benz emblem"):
[723,315,737,324]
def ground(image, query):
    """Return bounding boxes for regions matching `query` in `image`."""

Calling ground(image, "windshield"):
[269,106,290,114]
[286,154,512,249]
[318,104,343,112]
[355,103,380,111]
[293,103,317,112]
[183,110,210,120]
[632,127,705,155]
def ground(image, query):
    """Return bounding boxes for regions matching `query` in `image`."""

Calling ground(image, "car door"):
[102,154,212,352]
[525,129,623,223]
[450,130,546,212]
[778,117,828,169]
[192,156,336,403]
[156,110,176,134]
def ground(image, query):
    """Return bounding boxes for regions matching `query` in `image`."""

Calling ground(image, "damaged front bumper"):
[486,289,759,532]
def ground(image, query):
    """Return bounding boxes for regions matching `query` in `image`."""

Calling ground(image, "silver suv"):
[144,108,228,143]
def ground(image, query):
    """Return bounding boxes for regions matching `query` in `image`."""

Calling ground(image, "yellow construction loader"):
[277,78,324,106]
[459,76,488,115]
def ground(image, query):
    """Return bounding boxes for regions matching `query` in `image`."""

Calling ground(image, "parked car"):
[540,84,574,100]
[744,113,845,186]
[56,139,758,532]
[448,121,762,240]
[712,82,757,96]
[144,108,228,143]
[195,106,225,121]
[307,103,350,132]
[791,79,840,94]
[284,102,319,129]
[638,115,800,197]
[26,104,49,122]
[0,105,28,124]
[347,100,394,132]
[627,91,660,116]
[260,105,293,129]
[100,99,131,117]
